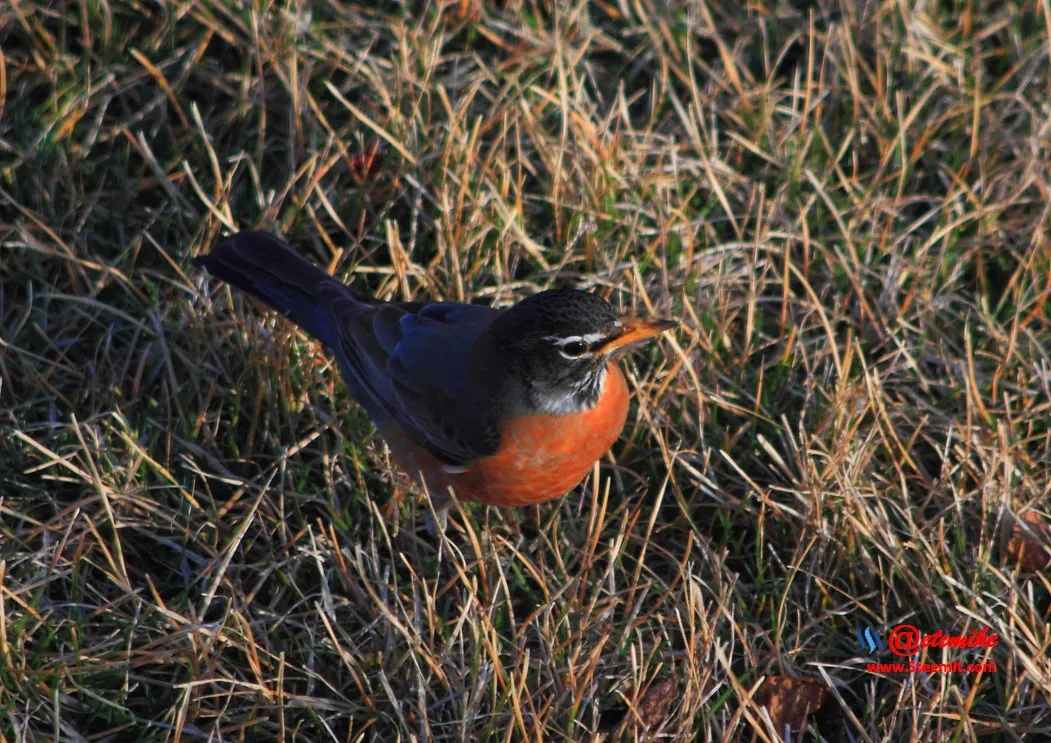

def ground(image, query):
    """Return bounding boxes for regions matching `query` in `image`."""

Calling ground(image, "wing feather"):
[321,294,503,466]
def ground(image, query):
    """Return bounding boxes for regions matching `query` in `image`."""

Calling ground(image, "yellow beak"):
[599,316,678,354]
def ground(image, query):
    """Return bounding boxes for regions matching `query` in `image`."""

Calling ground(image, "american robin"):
[194,231,675,521]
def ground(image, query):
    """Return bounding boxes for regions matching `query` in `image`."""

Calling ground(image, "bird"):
[193,231,676,524]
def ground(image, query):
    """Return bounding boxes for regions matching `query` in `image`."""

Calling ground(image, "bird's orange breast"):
[382,363,630,507]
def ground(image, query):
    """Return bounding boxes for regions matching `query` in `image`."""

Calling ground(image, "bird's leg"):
[424,489,453,538]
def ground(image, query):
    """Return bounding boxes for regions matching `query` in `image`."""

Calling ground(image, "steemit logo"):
[860,624,1000,676]
[857,624,998,657]
[857,626,884,653]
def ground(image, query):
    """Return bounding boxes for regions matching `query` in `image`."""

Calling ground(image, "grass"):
[2,0,1051,739]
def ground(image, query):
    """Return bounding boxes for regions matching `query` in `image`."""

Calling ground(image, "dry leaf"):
[1003,512,1051,572]
[635,676,679,729]
[597,676,680,737]
[754,676,828,735]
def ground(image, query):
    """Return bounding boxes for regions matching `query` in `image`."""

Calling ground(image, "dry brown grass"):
[3,0,1051,740]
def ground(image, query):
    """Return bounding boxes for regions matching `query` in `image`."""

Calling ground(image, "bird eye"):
[560,340,589,357]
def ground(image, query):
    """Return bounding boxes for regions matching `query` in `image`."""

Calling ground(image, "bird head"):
[482,288,676,414]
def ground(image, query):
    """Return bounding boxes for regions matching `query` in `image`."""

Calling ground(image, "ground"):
[2,0,1051,740]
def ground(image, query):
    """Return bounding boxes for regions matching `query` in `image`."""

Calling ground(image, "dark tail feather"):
[193,231,341,346]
